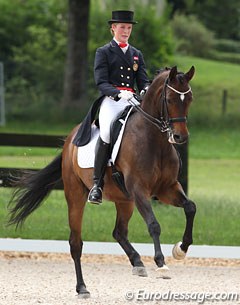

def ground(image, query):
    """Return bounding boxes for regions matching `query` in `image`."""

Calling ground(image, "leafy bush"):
[1,0,67,122]
[208,50,240,65]
[171,14,215,57]
[214,39,240,53]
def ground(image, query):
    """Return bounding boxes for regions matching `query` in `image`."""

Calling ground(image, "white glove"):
[118,90,133,100]
[140,86,149,97]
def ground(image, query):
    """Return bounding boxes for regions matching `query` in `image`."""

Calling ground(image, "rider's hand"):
[140,86,149,97]
[118,90,133,101]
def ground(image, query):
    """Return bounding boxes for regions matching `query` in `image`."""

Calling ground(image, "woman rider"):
[88,10,150,204]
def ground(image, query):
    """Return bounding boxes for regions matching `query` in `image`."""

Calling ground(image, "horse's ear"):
[169,66,177,81]
[185,66,195,81]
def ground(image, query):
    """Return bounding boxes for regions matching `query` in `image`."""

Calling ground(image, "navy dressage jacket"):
[73,40,149,146]
[94,39,149,98]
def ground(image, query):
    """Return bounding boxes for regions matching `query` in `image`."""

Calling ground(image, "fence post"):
[222,89,227,116]
[0,63,5,126]
[175,142,188,195]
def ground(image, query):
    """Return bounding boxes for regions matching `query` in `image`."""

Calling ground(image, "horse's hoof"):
[172,241,186,260]
[156,264,169,272]
[132,266,148,277]
[78,291,90,299]
[77,286,90,299]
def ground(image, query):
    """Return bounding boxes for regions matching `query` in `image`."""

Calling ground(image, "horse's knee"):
[69,233,83,258]
[184,200,196,216]
[148,221,160,237]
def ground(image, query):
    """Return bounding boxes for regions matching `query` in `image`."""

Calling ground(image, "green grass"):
[0,158,239,246]
[189,127,240,159]
[173,55,240,127]
[0,126,239,246]
[174,55,240,90]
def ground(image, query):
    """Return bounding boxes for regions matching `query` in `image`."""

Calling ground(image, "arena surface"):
[0,252,239,305]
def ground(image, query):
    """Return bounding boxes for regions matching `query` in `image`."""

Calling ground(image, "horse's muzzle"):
[168,131,189,144]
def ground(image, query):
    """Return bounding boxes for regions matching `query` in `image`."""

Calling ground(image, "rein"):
[128,97,170,132]
[128,76,191,133]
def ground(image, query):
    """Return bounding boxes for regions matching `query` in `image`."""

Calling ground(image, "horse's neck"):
[132,110,170,149]
[141,95,159,117]
[133,85,171,150]
[141,82,164,118]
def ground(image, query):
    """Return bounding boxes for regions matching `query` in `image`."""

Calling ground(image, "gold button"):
[128,68,131,71]
[120,66,123,70]
[121,83,125,86]
[127,76,130,79]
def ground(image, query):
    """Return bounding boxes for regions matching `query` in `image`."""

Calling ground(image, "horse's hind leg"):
[113,202,147,277]
[63,171,90,298]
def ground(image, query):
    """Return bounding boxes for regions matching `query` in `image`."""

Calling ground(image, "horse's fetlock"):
[154,254,165,267]
[182,237,193,247]
[129,253,143,266]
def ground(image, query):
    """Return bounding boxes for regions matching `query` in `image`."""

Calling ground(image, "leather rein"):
[128,77,192,133]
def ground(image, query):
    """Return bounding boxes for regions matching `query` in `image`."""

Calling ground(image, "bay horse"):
[8,66,196,298]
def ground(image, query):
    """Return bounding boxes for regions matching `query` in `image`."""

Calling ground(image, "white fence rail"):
[0,239,239,259]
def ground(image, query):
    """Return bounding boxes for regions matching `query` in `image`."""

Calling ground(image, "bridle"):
[128,76,192,134]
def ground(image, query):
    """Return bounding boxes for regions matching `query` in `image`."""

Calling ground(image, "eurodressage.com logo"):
[124,289,240,304]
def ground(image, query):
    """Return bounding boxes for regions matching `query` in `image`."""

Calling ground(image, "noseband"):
[129,76,192,134]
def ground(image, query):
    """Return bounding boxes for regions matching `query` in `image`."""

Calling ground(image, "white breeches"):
[99,96,139,143]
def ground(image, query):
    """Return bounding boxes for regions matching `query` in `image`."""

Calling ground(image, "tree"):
[167,0,240,41]
[193,0,240,40]
[62,0,90,109]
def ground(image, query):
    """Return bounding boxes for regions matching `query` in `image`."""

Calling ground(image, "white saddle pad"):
[77,107,133,168]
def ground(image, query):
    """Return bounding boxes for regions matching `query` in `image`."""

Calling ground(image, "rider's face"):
[112,23,133,43]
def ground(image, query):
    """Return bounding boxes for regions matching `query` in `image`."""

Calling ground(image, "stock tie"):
[119,42,128,48]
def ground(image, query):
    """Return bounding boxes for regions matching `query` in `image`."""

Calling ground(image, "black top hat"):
[108,10,138,24]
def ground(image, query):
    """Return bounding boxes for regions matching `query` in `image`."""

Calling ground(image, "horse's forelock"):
[155,68,188,84]
[176,72,186,84]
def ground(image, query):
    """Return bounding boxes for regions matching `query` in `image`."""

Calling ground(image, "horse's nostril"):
[174,134,188,144]
[174,134,181,142]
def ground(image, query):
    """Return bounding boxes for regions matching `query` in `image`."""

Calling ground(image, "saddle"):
[76,106,134,197]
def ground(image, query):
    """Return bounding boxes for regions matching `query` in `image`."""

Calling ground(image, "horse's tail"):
[8,153,62,228]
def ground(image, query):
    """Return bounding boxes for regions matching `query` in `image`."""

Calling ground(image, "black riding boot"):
[88,137,110,205]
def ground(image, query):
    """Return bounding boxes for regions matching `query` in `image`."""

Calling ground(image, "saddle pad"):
[77,107,133,168]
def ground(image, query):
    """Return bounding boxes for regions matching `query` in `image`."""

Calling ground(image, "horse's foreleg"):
[113,202,147,277]
[161,182,196,260]
[172,197,196,260]
[181,198,196,252]
[134,193,166,270]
